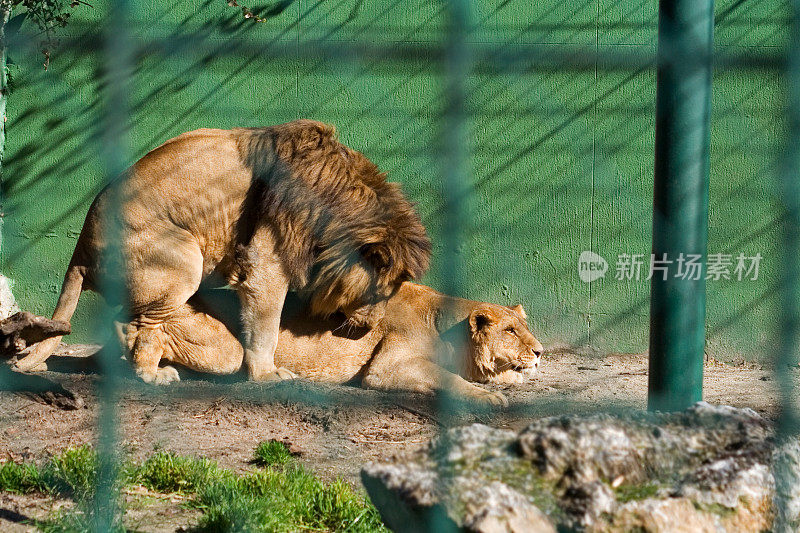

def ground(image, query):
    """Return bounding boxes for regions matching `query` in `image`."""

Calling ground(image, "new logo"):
[578,251,608,283]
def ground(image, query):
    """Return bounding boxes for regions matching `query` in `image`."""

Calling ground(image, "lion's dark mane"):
[234,120,431,297]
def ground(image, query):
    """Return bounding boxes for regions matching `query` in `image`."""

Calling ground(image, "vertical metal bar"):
[648,0,714,412]
[437,0,471,414]
[429,1,470,532]
[773,1,800,530]
[93,0,133,530]
[440,6,469,296]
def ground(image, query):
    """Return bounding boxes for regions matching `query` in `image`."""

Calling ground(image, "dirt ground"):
[0,344,788,531]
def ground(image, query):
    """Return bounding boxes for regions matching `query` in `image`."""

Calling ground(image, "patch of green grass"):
[0,444,388,532]
[0,461,45,494]
[1,446,124,533]
[0,446,100,499]
[0,446,121,501]
[194,463,387,532]
[193,479,292,532]
[130,451,228,494]
[252,440,293,467]
[36,504,126,533]
[40,445,98,499]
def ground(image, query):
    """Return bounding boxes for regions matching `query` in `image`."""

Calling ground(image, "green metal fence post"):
[648,0,714,412]
[441,4,469,296]
[93,0,134,530]
[778,0,800,438]
[428,1,472,532]
[773,0,800,529]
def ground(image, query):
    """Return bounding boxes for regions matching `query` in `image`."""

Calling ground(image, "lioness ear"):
[469,309,496,335]
[510,304,527,320]
[360,243,393,274]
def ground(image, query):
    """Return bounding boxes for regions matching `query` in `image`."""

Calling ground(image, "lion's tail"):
[13,263,86,372]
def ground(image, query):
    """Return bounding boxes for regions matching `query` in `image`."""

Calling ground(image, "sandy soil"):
[0,344,788,531]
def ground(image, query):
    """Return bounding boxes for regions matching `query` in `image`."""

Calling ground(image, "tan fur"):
[15,120,430,382]
[117,282,545,406]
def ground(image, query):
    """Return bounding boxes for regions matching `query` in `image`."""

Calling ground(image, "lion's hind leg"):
[159,303,244,375]
[122,230,208,384]
[128,325,179,385]
[119,302,243,382]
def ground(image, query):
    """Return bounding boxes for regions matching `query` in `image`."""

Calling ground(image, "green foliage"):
[5,60,19,92]
[40,445,98,498]
[11,1,77,35]
[130,451,230,494]
[6,1,92,68]
[194,479,293,532]
[37,503,126,533]
[0,446,125,533]
[0,446,99,497]
[0,444,387,532]
[0,460,44,493]
[252,439,292,467]
[195,464,387,532]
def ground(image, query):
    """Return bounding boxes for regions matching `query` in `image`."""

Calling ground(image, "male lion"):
[116,282,545,406]
[15,120,430,383]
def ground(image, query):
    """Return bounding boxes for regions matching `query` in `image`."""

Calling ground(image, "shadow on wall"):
[0,0,786,360]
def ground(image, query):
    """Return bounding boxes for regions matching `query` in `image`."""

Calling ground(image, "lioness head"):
[464,303,543,384]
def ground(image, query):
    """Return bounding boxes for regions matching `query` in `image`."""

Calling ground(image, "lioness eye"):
[505,327,515,334]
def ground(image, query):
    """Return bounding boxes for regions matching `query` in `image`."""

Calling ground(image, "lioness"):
[117,282,544,406]
[15,120,431,383]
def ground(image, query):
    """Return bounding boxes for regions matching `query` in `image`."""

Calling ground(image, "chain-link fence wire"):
[0,0,795,530]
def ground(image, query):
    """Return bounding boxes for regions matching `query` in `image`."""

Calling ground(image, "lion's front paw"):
[470,388,508,407]
[252,366,297,382]
[490,370,525,385]
[137,365,180,385]
[155,365,180,385]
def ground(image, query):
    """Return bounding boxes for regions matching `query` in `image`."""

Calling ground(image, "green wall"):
[1,0,788,360]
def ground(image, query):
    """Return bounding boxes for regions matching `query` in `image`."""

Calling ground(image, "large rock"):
[362,402,796,532]
[0,275,19,321]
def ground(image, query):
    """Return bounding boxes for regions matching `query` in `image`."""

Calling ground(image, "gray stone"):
[462,482,556,533]
[362,402,790,532]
